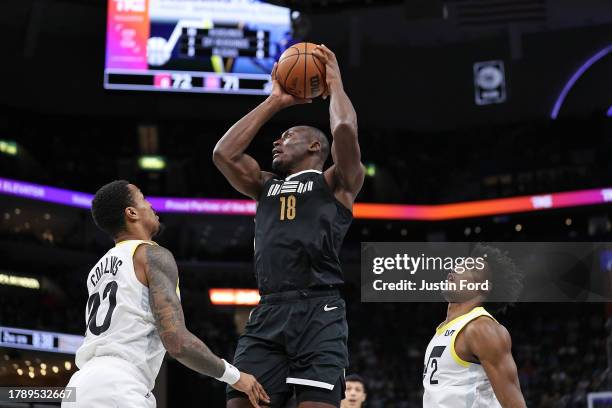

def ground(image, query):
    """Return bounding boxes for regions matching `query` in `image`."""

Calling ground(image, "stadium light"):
[0,140,17,156]
[365,163,376,177]
[0,273,40,290]
[138,155,166,171]
[209,289,260,306]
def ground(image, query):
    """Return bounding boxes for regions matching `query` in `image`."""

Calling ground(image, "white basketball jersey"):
[75,240,167,390]
[423,307,502,408]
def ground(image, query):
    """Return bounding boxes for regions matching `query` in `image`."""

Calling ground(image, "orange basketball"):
[275,42,326,99]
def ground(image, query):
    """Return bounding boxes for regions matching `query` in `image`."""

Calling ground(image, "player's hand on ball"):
[232,372,270,407]
[313,44,343,100]
[269,62,312,108]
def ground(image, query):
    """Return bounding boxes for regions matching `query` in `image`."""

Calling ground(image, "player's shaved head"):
[297,125,330,164]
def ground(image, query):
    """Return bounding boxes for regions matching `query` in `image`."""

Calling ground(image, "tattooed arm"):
[134,244,269,407]
[141,244,223,374]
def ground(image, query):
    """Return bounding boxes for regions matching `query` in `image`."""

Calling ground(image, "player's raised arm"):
[136,244,270,407]
[313,44,365,201]
[213,64,312,200]
[466,318,526,408]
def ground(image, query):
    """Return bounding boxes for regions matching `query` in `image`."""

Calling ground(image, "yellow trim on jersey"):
[121,240,179,299]
[450,330,472,368]
[436,311,469,336]
[130,240,158,257]
[449,307,498,368]
[114,240,158,256]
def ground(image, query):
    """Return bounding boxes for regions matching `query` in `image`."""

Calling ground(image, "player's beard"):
[272,158,287,175]
[441,289,458,303]
[442,288,483,304]
[152,221,165,239]
[442,289,470,303]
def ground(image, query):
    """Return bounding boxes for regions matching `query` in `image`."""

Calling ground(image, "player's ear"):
[308,140,321,153]
[125,206,139,222]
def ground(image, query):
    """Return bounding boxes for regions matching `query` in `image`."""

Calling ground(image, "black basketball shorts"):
[226,289,348,407]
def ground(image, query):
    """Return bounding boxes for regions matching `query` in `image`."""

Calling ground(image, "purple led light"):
[148,197,255,215]
[551,44,612,120]
[0,177,256,215]
[607,105,612,117]
[1,177,612,220]
[0,177,93,209]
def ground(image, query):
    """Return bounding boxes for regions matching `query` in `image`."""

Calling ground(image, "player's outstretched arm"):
[313,44,365,204]
[213,64,311,200]
[465,318,526,408]
[137,245,270,407]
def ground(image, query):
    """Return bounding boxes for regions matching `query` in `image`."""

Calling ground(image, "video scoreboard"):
[104,0,292,95]
[105,70,272,94]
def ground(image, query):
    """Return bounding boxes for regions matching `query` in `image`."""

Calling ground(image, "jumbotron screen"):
[104,0,292,95]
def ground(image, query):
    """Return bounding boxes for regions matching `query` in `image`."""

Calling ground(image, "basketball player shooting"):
[213,44,365,408]
[62,181,269,408]
[422,244,526,408]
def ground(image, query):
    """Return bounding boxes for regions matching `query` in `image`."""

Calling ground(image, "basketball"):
[275,42,326,99]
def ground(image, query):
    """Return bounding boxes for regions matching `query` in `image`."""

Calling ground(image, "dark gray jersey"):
[254,170,352,294]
